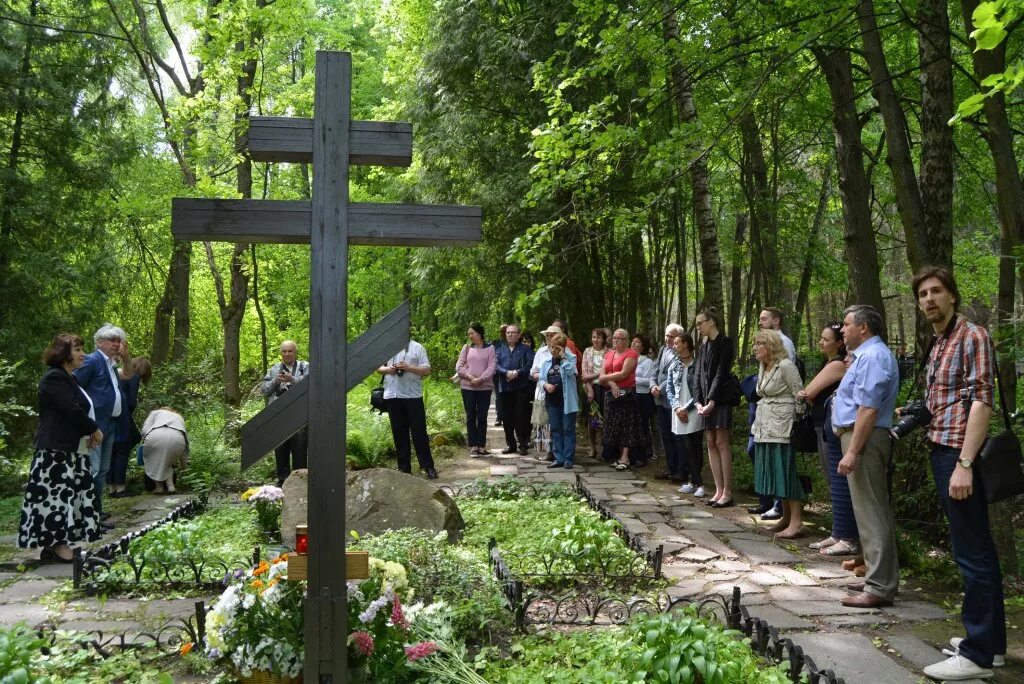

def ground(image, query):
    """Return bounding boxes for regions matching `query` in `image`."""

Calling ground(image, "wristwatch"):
[958,457,973,469]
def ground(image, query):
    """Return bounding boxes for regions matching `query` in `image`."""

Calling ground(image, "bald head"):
[280,340,297,365]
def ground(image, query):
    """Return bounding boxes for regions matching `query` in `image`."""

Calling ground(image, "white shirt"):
[101,350,123,418]
[779,332,796,362]
[77,386,96,454]
[383,340,431,400]
[671,360,704,435]
[531,345,552,401]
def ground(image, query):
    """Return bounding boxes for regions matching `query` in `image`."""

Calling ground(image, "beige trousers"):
[841,428,899,601]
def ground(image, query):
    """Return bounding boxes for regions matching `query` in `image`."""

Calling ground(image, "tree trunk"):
[739,110,779,307]
[672,190,687,324]
[856,0,927,273]
[916,0,954,267]
[0,0,36,314]
[662,2,724,314]
[961,0,1023,577]
[728,214,747,342]
[813,47,886,321]
[793,163,833,349]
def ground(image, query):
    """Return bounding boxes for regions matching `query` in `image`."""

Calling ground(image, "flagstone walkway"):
[436,407,1021,684]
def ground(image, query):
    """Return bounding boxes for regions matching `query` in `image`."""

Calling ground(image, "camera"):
[890,399,932,440]
[395,368,405,377]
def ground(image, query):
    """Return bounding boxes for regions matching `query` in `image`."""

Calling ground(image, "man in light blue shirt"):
[832,305,899,609]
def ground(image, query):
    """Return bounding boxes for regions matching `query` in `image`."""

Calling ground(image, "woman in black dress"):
[18,333,103,562]
[694,307,739,508]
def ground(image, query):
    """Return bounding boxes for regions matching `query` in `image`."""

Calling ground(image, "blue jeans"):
[548,403,577,466]
[461,389,491,447]
[930,445,1005,668]
[657,405,686,478]
[89,426,116,512]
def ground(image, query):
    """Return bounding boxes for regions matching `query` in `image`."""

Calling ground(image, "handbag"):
[370,376,388,414]
[790,405,818,454]
[977,351,1024,503]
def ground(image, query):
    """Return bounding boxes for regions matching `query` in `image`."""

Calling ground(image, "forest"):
[1,1,1023,564]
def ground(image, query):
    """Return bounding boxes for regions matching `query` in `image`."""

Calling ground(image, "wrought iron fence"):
[573,474,663,578]
[73,547,261,595]
[71,494,261,595]
[489,550,846,684]
[38,600,208,657]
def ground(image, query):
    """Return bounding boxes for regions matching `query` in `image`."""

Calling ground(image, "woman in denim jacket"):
[539,333,580,469]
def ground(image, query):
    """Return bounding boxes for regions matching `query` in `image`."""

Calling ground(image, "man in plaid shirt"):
[914,266,1005,681]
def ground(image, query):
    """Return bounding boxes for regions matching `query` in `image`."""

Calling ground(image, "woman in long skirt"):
[599,329,649,470]
[751,329,806,539]
[19,333,103,562]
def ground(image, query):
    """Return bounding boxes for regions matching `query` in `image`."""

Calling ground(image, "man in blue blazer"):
[75,323,128,526]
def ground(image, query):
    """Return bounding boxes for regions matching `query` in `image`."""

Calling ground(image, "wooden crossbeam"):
[171,198,481,247]
[239,301,411,469]
[247,117,412,166]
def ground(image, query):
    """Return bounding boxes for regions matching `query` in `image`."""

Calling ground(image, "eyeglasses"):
[611,335,628,340]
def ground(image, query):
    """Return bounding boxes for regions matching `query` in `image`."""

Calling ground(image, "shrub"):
[0,623,50,684]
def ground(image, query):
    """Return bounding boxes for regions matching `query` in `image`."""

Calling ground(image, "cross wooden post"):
[170,51,481,681]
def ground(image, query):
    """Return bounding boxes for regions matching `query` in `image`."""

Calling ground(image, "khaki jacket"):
[751,359,803,444]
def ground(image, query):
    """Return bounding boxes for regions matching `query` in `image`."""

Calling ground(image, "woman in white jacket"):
[751,330,805,539]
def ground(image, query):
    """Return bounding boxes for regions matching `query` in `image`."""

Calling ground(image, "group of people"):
[453,265,1004,681]
[18,325,189,564]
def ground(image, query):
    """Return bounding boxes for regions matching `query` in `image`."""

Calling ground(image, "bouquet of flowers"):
[347,557,439,681]
[242,485,284,533]
[205,553,304,679]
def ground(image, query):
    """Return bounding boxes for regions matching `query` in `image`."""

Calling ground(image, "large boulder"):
[280,468,464,548]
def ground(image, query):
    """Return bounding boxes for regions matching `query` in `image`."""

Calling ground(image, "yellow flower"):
[241,487,258,501]
[251,579,265,590]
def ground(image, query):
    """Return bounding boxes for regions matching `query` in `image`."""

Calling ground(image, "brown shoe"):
[853,563,867,577]
[841,592,892,608]
[846,581,865,592]
[842,556,864,571]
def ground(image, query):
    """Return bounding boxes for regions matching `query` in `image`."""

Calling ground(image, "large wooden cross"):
[170,51,481,681]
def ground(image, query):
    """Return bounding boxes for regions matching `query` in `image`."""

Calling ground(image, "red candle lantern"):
[295,524,308,555]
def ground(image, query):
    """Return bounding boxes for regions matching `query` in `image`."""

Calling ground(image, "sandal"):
[809,536,839,550]
[774,527,806,540]
[821,539,861,556]
[614,462,628,471]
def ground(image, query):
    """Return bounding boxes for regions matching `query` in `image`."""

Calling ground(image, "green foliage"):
[129,504,260,561]
[0,623,51,684]
[481,611,792,683]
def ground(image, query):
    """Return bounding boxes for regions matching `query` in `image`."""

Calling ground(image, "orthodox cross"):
[170,51,481,681]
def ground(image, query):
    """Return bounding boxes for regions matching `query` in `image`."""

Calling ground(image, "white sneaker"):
[922,654,993,680]
[693,486,706,498]
[942,638,1004,667]
[677,483,695,494]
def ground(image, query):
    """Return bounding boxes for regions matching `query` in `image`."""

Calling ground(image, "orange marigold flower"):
[253,561,270,576]
[179,642,194,655]
[251,579,266,590]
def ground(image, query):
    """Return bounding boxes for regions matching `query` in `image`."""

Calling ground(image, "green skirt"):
[754,442,806,501]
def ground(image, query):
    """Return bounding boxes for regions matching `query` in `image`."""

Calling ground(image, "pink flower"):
[391,596,408,630]
[405,641,438,661]
[351,630,375,657]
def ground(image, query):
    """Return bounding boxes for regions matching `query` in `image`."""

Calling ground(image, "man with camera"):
[260,340,310,485]
[832,305,900,610]
[378,339,437,479]
[909,266,1004,681]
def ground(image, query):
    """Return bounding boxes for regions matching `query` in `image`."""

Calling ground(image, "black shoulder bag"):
[370,376,388,414]
[976,350,1024,503]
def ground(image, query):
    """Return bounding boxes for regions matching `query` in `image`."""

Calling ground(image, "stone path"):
[0,493,216,644]
[437,404,1020,683]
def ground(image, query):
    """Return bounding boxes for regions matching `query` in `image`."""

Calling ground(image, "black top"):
[545,362,564,406]
[810,360,844,426]
[695,334,737,405]
[35,367,99,452]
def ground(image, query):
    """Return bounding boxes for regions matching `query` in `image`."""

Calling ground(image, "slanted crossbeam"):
[239,301,411,469]
[171,199,480,246]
